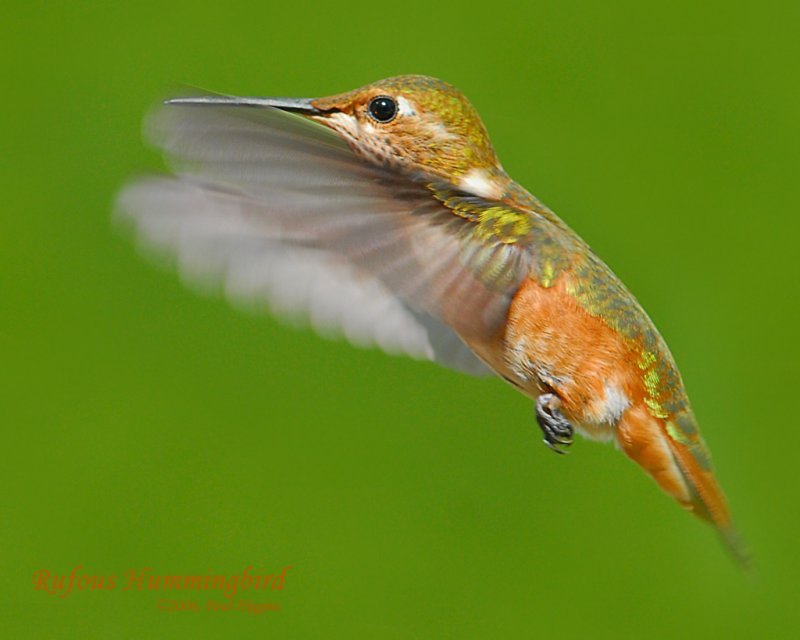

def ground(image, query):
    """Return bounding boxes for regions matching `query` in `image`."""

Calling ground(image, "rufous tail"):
[617,405,750,569]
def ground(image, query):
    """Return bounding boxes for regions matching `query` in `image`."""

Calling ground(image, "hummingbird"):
[117,75,746,564]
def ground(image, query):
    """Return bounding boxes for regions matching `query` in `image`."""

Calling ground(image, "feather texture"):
[116,102,536,374]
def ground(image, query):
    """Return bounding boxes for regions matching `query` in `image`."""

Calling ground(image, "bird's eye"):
[367,96,398,123]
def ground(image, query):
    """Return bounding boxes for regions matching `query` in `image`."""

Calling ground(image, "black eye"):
[368,96,397,123]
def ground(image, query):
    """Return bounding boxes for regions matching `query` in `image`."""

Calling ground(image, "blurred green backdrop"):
[2,1,799,638]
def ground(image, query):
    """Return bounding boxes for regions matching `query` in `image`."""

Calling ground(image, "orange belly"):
[501,275,643,439]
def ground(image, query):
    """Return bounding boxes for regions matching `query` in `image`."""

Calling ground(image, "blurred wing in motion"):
[116,101,537,375]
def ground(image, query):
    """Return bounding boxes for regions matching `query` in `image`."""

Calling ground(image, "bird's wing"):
[116,102,551,375]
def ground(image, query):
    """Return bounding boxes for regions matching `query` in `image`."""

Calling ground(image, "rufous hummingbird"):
[117,75,746,564]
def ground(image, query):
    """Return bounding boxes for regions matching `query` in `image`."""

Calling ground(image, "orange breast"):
[502,274,695,505]
[503,275,645,433]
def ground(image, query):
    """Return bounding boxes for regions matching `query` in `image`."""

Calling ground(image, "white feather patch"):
[459,168,502,199]
[598,381,631,424]
[396,96,417,117]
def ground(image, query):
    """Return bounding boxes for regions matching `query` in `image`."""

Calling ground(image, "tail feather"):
[616,404,750,569]
[663,434,751,569]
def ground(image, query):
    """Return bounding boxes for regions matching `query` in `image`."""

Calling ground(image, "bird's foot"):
[536,393,574,455]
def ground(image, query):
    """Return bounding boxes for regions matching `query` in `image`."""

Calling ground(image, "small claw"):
[547,433,573,446]
[543,438,570,455]
[536,393,575,455]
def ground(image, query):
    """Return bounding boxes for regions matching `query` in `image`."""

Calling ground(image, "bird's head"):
[309,75,504,189]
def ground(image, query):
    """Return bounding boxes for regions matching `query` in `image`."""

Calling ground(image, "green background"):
[2,1,798,637]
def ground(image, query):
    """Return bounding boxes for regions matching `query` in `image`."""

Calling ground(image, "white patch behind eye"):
[396,96,416,117]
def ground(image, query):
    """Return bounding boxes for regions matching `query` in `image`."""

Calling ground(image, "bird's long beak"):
[164,95,322,115]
